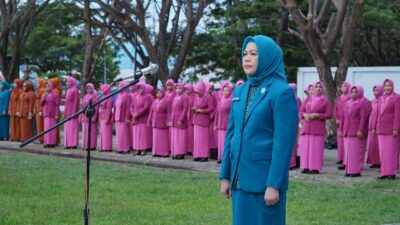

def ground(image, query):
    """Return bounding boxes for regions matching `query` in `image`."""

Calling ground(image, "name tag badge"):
[232,97,240,102]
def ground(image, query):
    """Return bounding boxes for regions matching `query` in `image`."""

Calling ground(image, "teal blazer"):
[219,77,298,193]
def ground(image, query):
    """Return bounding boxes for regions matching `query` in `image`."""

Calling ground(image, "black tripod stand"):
[20,75,144,225]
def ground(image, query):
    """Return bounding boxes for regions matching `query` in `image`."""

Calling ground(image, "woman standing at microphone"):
[219,35,298,225]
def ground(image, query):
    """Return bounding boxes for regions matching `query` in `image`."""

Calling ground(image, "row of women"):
[0,76,243,163]
[298,79,399,179]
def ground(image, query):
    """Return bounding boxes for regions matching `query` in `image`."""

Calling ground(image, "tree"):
[24,2,120,87]
[89,0,211,86]
[352,0,400,66]
[184,0,314,83]
[281,0,364,144]
[0,0,49,81]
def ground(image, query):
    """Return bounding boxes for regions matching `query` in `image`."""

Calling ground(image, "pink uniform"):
[185,83,195,154]
[299,81,332,173]
[64,76,80,148]
[366,85,383,166]
[192,81,215,161]
[148,89,170,157]
[130,83,152,153]
[215,83,232,162]
[206,82,218,150]
[342,86,371,176]
[288,83,302,169]
[165,79,176,153]
[81,83,99,150]
[170,83,189,158]
[114,81,132,153]
[376,79,400,178]
[41,82,60,146]
[99,84,113,151]
[334,81,351,163]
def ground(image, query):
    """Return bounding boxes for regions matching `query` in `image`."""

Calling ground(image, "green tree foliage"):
[352,0,400,66]
[184,0,313,84]
[24,2,120,86]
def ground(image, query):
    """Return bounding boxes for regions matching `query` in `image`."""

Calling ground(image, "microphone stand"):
[20,75,143,225]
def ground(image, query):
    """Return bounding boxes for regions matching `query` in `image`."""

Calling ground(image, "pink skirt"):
[152,128,169,156]
[337,130,345,162]
[100,120,113,150]
[44,117,57,145]
[64,118,79,147]
[193,125,209,158]
[209,120,218,149]
[217,129,227,161]
[116,121,131,152]
[344,137,365,174]
[366,132,380,165]
[82,122,98,150]
[132,123,151,150]
[377,135,399,176]
[171,127,187,156]
[187,124,194,153]
[299,135,325,171]
[290,131,298,168]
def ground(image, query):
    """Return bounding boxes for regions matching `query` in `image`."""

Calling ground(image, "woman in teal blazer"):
[219,35,298,225]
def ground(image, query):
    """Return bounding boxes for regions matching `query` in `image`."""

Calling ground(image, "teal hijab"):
[242,35,286,85]
[0,80,10,92]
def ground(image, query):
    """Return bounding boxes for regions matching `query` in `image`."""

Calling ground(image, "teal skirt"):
[232,189,286,225]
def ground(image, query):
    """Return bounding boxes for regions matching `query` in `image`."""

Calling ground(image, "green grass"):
[0,151,399,225]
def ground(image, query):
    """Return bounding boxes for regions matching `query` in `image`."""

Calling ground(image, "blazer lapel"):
[236,82,250,132]
[243,78,274,128]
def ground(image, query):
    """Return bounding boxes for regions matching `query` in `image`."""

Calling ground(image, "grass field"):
[0,151,399,225]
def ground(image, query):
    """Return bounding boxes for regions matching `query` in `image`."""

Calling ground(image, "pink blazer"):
[187,93,195,125]
[170,94,189,128]
[41,91,60,118]
[192,94,214,127]
[148,98,169,129]
[130,90,151,125]
[215,96,231,130]
[114,92,131,122]
[299,96,332,135]
[64,87,79,118]
[81,93,99,122]
[377,94,400,134]
[342,99,371,137]
[369,97,381,130]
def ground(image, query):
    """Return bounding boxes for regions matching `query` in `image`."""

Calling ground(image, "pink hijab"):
[381,79,395,113]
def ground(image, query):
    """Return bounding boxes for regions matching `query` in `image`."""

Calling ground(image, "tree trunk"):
[315,61,337,147]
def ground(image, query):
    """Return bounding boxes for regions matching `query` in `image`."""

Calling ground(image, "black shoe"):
[350,173,361,177]
[369,164,380,168]
[217,160,222,164]
[175,155,184,160]
[344,173,350,177]
[378,176,388,180]
[387,175,396,180]
[199,158,208,162]
[193,158,200,161]
[338,165,345,170]
[309,170,319,174]
[337,160,343,165]
[301,169,309,174]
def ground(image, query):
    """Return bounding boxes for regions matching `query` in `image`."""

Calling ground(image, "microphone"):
[115,63,159,82]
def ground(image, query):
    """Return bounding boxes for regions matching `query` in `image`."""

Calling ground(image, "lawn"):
[0,151,399,225]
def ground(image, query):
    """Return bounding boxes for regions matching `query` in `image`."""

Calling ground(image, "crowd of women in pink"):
[2,75,398,178]
[297,79,399,180]
[62,77,236,163]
